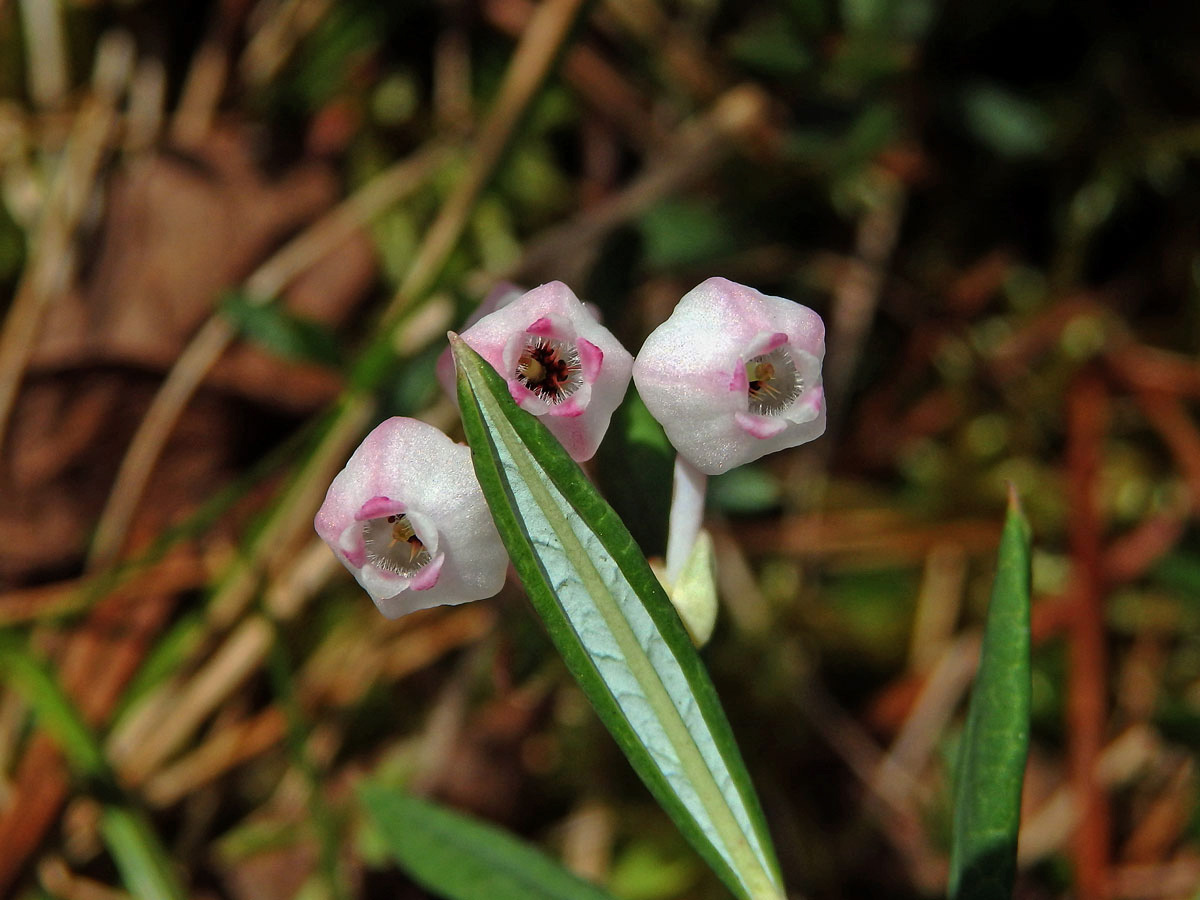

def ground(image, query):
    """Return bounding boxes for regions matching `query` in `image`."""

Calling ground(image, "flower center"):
[514,336,582,404]
[362,514,432,576]
[746,345,802,415]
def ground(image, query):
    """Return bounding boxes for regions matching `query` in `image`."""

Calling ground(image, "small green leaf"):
[709,465,782,516]
[221,291,343,367]
[0,638,107,778]
[608,840,699,900]
[639,200,735,269]
[962,84,1052,158]
[949,490,1033,900]
[729,15,813,77]
[361,785,617,900]
[451,337,784,900]
[100,806,189,900]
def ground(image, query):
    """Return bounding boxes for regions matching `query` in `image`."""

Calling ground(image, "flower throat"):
[746,345,802,416]
[515,336,583,404]
[363,514,432,576]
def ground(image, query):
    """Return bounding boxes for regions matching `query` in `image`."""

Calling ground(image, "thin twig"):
[113,615,276,785]
[18,0,70,112]
[139,603,493,807]
[1019,725,1161,867]
[1066,366,1112,900]
[876,633,980,798]
[240,0,333,88]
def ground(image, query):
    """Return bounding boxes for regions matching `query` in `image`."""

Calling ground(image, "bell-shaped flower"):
[314,417,508,618]
[441,281,633,461]
[633,277,825,475]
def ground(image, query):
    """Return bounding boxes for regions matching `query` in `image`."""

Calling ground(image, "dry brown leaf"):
[29,124,375,409]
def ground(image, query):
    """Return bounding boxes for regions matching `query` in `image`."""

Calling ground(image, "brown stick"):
[1065,366,1112,900]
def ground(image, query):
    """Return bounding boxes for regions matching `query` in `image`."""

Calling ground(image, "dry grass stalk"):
[18,0,69,112]
[506,84,770,286]
[240,0,334,88]
[170,39,228,149]
[0,32,132,449]
[140,605,494,807]
[381,0,591,328]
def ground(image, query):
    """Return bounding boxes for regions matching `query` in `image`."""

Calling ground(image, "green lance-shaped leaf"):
[361,785,619,900]
[949,490,1033,900]
[450,336,784,900]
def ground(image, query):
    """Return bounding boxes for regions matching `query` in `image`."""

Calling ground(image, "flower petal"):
[577,338,604,383]
[409,552,445,591]
[356,496,404,520]
[734,412,788,439]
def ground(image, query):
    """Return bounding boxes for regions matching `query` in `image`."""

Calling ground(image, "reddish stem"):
[1065,367,1111,900]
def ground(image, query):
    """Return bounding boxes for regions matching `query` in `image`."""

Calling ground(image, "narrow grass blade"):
[451,337,784,900]
[361,785,618,900]
[0,638,186,900]
[221,290,343,367]
[949,490,1033,900]
[99,806,188,900]
[0,638,107,778]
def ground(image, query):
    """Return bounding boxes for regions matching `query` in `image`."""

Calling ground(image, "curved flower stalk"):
[441,281,633,461]
[633,277,826,477]
[314,417,508,618]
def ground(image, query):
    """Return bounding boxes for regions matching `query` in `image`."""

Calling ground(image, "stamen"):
[514,336,583,404]
[363,513,432,576]
[746,345,802,416]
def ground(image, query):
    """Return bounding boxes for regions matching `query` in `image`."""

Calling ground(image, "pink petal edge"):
[526,316,555,336]
[356,496,405,521]
[728,363,749,394]
[577,338,604,382]
[734,411,788,439]
[746,331,790,357]
[550,396,586,418]
[409,553,445,591]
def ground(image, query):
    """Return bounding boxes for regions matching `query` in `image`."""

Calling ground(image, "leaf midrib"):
[472,383,780,900]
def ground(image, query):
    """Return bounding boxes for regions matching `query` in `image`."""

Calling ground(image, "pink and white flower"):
[442,281,633,461]
[633,277,826,475]
[314,417,508,618]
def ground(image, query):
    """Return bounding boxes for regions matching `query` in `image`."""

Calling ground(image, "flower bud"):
[633,278,825,475]
[651,529,719,647]
[314,417,508,618]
